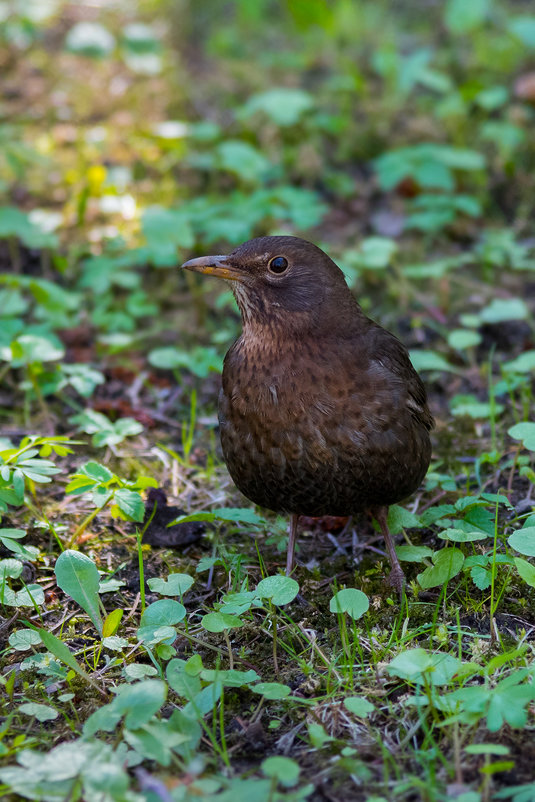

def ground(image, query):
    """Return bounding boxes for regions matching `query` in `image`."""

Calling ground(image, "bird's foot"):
[387,567,406,596]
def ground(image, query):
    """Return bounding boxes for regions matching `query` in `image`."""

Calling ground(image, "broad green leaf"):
[514,558,535,588]
[8,628,42,651]
[262,756,300,787]
[200,668,259,687]
[508,528,535,557]
[18,702,58,722]
[240,88,313,126]
[508,422,535,451]
[445,0,488,33]
[55,550,102,634]
[147,573,194,596]
[65,22,115,56]
[438,527,489,542]
[169,507,266,527]
[256,575,299,605]
[201,612,243,632]
[509,16,535,47]
[140,599,186,627]
[503,351,535,375]
[417,548,464,589]
[114,489,144,521]
[447,329,482,350]
[409,350,457,373]
[113,679,167,729]
[344,696,375,717]
[216,140,271,182]
[396,545,433,562]
[167,658,201,699]
[479,298,528,324]
[329,588,369,620]
[388,648,462,685]
[251,682,291,700]
[387,504,421,533]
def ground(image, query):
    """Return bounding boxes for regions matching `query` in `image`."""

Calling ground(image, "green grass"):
[0,1,534,800]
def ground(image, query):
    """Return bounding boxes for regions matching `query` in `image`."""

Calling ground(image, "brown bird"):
[182,236,434,591]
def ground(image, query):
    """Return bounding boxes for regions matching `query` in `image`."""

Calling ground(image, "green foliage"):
[54,550,103,633]
[1,1,535,799]
[65,461,156,522]
[0,436,72,516]
[329,588,369,620]
[69,409,144,448]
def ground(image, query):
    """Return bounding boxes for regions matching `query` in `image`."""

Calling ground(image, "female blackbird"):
[182,236,434,591]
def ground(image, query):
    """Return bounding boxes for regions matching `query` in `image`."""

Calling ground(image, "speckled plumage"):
[182,236,434,590]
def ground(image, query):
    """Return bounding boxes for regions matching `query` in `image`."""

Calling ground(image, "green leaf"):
[396,545,433,562]
[251,682,291,700]
[387,505,421,533]
[417,548,464,589]
[479,298,529,324]
[471,564,492,591]
[514,558,535,588]
[438,527,489,542]
[509,16,535,47]
[114,489,144,521]
[329,588,369,620]
[167,658,201,699]
[201,612,243,633]
[508,528,535,557]
[216,140,271,182]
[140,599,186,627]
[55,550,103,634]
[344,696,375,717]
[503,351,535,375]
[508,422,535,451]
[466,743,510,756]
[409,350,457,373]
[240,88,314,126]
[142,206,194,266]
[65,22,116,57]
[352,237,397,271]
[9,334,65,365]
[38,629,97,687]
[256,575,299,605]
[262,756,300,787]
[447,329,482,350]
[445,0,488,33]
[102,609,123,638]
[147,573,194,596]
[113,679,167,729]
[388,648,462,685]
[18,702,58,722]
[169,507,266,527]
[12,585,44,607]
[200,668,259,687]
[8,628,42,651]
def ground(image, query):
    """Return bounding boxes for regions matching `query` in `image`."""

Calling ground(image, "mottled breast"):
[218,326,432,517]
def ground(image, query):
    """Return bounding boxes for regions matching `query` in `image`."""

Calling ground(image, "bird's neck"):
[233,283,367,342]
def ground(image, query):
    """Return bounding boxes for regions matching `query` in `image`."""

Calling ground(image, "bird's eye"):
[268,256,289,275]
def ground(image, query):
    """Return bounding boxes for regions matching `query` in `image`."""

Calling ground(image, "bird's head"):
[182,236,360,333]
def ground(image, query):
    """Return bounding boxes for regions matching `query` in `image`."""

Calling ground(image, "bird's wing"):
[366,325,435,432]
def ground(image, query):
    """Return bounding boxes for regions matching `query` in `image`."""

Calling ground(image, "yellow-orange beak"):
[181,254,242,282]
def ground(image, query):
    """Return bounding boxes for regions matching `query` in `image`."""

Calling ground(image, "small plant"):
[65,461,157,542]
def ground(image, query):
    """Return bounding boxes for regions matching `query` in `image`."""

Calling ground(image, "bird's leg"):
[374,506,405,594]
[286,513,299,576]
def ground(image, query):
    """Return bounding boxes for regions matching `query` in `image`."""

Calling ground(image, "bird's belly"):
[218,385,430,517]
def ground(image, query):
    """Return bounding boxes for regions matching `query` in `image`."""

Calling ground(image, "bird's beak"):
[181,254,243,282]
